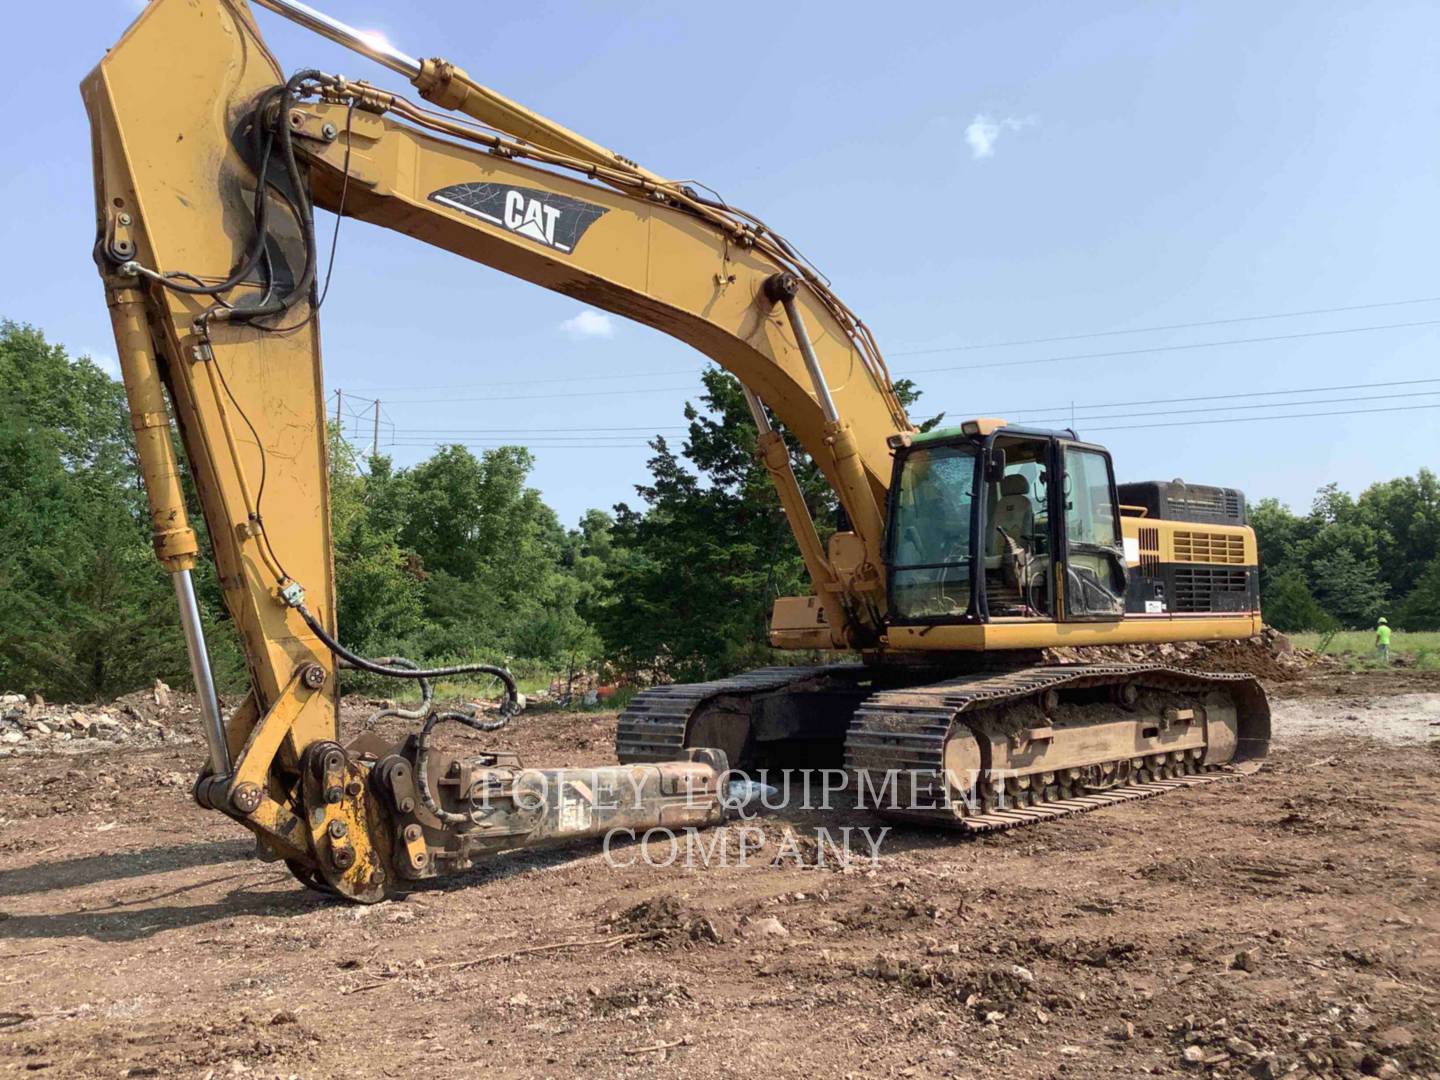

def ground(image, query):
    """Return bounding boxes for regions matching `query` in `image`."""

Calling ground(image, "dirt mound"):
[603,893,729,945]
[1043,628,1314,682]
[1176,639,1302,682]
[862,954,1043,1017]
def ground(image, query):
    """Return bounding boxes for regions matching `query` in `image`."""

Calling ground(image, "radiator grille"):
[1173,567,1249,612]
[1172,530,1247,565]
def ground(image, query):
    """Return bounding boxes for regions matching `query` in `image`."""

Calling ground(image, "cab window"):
[984,437,1052,617]
[1062,446,1126,618]
[889,443,977,619]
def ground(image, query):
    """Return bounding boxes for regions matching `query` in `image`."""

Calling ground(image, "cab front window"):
[889,443,978,619]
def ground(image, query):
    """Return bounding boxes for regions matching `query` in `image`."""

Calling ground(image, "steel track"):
[844,663,1269,831]
[616,662,1270,834]
[615,665,854,764]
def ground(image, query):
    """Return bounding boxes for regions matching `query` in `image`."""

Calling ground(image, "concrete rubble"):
[0,683,195,757]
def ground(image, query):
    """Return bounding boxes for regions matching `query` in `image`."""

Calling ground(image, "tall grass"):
[1290,629,1440,671]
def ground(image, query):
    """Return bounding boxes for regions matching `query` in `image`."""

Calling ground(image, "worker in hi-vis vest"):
[1375,617,1392,663]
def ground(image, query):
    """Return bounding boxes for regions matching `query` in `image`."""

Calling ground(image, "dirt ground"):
[2,666,1438,1079]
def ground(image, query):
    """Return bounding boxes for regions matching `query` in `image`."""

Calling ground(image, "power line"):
[1083,401,1440,433]
[901,318,1440,375]
[890,295,1440,356]
[377,384,698,405]
[390,425,688,434]
[364,315,1439,400]
[387,393,1440,445]
[329,389,398,457]
[983,376,1440,418]
[387,433,660,443]
[1005,389,1440,427]
[335,295,1440,394]
[381,378,1440,436]
[390,437,655,445]
[343,366,701,393]
[364,402,1440,450]
[375,377,1440,448]
[388,442,653,450]
[330,390,395,428]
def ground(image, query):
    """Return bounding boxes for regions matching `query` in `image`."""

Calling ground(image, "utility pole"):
[372,398,381,458]
[334,388,342,427]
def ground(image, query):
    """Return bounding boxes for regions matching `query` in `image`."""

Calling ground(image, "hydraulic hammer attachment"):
[196,739,731,903]
[374,746,730,880]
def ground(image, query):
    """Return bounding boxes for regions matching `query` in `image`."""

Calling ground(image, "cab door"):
[1056,442,1127,620]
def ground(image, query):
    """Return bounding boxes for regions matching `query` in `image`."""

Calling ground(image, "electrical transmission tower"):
[329,389,393,463]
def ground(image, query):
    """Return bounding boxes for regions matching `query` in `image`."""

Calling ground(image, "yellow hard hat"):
[1378,617,1388,624]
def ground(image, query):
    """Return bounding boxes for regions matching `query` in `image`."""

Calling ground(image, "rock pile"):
[0,682,196,757]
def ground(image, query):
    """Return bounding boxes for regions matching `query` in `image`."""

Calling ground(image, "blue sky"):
[6,0,1437,527]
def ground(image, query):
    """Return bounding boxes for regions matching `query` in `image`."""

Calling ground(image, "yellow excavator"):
[85,0,1268,902]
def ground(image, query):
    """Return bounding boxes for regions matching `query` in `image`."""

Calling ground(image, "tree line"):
[1250,475,1439,633]
[0,320,1433,700]
[0,321,868,698]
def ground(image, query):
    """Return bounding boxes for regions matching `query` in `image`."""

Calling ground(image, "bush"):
[1262,566,1335,633]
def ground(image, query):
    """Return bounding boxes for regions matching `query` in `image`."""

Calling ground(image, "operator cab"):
[886,419,1127,625]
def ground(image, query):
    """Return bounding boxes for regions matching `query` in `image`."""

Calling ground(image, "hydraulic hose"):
[413,705,520,826]
[291,599,519,714]
[351,656,432,723]
[204,70,329,327]
[289,598,520,828]
[130,70,335,329]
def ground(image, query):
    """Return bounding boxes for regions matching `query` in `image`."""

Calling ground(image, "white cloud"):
[80,347,121,380]
[559,310,616,340]
[964,114,1034,160]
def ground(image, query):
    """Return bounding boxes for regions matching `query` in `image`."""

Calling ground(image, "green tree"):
[390,444,577,667]
[328,437,425,657]
[0,322,196,698]
[1261,565,1335,633]
[592,371,818,680]
[592,370,936,681]
[1249,477,1436,629]
[1353,469,1440,599]
[1398,554,1440,631]
[1297,495,1388,627]
[1249,497,1310,597]
[1308,547,1388,628]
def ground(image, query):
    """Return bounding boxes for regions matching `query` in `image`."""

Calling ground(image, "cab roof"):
[906,418,1079,449]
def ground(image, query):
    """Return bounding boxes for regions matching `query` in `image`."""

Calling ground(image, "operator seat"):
[986,474,1034,569]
